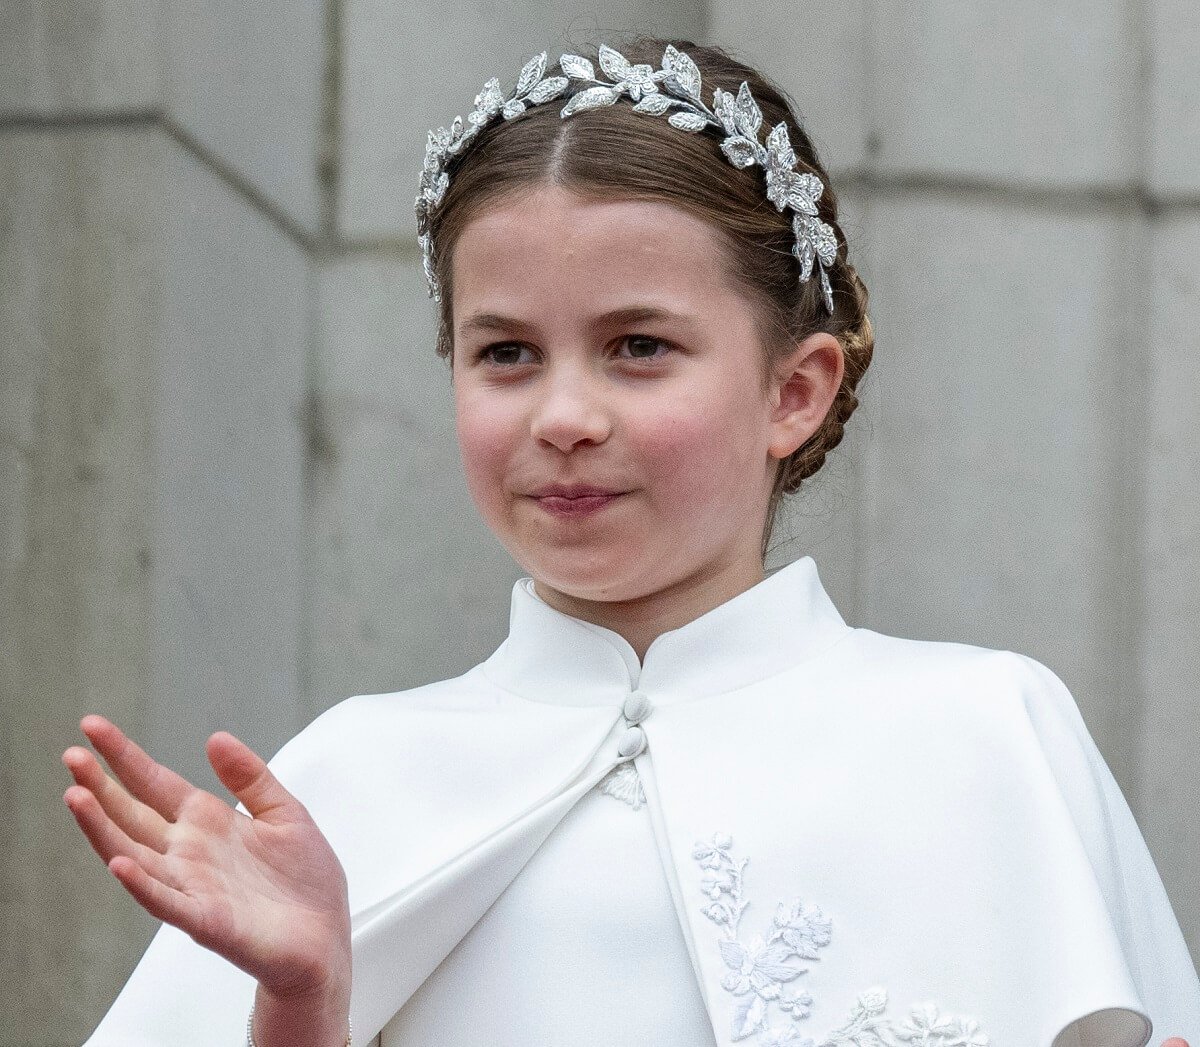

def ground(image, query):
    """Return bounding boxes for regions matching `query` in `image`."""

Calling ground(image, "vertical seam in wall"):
[1122,0,1154,820]
[319,0,344,248]
[853,0,880,622]
[299,0,346,723]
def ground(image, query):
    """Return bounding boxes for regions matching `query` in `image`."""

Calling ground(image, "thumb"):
[206,732,296,820]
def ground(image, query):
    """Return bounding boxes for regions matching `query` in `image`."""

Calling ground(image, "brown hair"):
[424,36,874,556]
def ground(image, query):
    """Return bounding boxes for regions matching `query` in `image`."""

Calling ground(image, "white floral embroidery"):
[692,833,989,1047]
[597,761,646,809]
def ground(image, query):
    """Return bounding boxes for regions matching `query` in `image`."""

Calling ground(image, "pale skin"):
[63,183,1190,1047]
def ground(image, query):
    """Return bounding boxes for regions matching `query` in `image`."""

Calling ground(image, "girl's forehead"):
[463,186,714,243]
[453,188,737,309]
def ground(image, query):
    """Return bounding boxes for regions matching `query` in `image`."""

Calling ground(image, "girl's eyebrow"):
[460,304,696,337]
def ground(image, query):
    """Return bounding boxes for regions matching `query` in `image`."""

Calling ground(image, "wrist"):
[250,974,352,1047]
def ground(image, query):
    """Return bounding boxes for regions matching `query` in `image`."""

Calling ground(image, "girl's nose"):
[529,370,613,452]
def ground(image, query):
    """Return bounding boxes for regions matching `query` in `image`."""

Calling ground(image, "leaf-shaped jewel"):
[765,170,790,210]
[475,79,504,115]
[559,53,595,80]
[501,98,527,119]
[732,994,768,1040]
[598,43,633,82]
[793,236,816,281]
[720,136,759,169]
[515,51,547,96]
[792,171,824,203]
[766,122,796,167]
[787,184,820,215]
[813,219,837,265]
[632,93,674,115]
[419,234,436,287]
[712,88,739,136]
[526,75,568,103]
[420,173,445,207]
[819,266,833,314]
[734,82,762,137]
[450,114,464,139]
[561,85,620,116]
[668,110,709,132]
[663,44,702,99]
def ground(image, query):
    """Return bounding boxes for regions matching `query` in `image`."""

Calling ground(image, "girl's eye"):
[476,336,671,367]
[479,343,535,366]
[618,335,671,361]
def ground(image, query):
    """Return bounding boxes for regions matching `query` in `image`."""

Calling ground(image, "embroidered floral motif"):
[597,761,647,809]
[692,833,989,1047]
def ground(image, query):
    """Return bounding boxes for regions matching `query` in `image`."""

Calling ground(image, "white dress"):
[82,556,1200,1047]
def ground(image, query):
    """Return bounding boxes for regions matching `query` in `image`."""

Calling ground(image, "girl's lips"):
[532,492,624,518]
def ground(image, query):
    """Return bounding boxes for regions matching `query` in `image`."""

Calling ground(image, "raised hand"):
[62,714,351,1003]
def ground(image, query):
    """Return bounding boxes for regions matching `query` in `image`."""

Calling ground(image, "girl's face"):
[449,184,840,614]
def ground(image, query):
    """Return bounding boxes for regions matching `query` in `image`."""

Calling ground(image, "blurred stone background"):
[1,0,1197,1043]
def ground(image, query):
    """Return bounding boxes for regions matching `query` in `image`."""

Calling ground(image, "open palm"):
[63,715,351,1001]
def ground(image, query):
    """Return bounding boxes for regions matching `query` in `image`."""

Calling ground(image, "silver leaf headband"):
[415,43,838,314]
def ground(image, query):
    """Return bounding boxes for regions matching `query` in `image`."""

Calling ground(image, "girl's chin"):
[527,563,658,606]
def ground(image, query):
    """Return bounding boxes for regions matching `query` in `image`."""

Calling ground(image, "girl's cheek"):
[635,412,717,489]
[455,405,517,498]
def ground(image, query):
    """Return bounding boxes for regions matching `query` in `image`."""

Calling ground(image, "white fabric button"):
[617,725,647,758]
[622,691,652,725]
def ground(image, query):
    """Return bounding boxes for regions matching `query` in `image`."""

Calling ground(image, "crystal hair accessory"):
[414,43,838,314]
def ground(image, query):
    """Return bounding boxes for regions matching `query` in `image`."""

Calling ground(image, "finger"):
[63,745,170,852]
[108,854,200,932]
[1161,1039,1190,1047]
[80,715,195,821]
[206,732,297,820]
[64,785,175,885]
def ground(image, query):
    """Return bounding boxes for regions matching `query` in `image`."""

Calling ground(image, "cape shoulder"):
[834,629,1200,1038]
[259,665,620,914]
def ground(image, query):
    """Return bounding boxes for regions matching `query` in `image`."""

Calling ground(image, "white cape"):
[82,556,1200,1046]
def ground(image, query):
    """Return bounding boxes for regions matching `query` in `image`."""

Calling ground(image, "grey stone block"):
[708,0,870,176]
[1,0,325,237]
[869,0,1138,188]
[0,124,310,1044]
[1141,213,1200,960]
[1,125,163,1045]
[1149,0,1200,196]
[339,0,704,240]
[165,0,325,233]
[149,139,311,776]
[0,0,162,114]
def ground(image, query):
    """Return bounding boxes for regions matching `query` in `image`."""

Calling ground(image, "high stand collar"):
[481,555,854,708]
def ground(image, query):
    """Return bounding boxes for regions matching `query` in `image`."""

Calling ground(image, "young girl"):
[63,36,1199,1047]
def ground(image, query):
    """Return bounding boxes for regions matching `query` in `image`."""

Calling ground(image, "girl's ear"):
[767,332,844,460]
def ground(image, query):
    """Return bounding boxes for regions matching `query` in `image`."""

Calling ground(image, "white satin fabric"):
[81,556,1200,1047]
